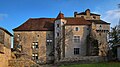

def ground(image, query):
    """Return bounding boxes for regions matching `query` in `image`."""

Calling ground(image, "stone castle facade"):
[13,9,110,64]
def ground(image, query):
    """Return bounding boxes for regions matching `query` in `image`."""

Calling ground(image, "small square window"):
[99,25,102,30]
[73,36,80,43]
[57,33,59,37]
[32,42,38,49]
[57,24,59,27]
[37,35,39,37]
[32,53,38,60]
[47,40,52,45]
[74,48,80,55]
[17,34,20,37]
[93,16,96,19]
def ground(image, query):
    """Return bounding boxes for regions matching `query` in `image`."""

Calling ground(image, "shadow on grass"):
[59,62,120,67]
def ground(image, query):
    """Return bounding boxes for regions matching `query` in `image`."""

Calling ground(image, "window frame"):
[75,27,80,31]
[73,36,80,43]
[57,33,59,37]
[32,42,38,49]
[57,24,59,27]
[32,53,38,60]
[74,48,80,55]
[46,39,52,45]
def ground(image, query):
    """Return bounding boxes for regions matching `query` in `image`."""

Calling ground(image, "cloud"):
[0,14,8,20]
[103,9,120,27]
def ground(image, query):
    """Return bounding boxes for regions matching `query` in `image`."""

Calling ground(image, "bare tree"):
[55,25,73,61]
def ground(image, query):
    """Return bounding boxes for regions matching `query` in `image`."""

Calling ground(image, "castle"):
[12,9,110,64]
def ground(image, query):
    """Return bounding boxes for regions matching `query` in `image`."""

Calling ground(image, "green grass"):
[60,62,120,67]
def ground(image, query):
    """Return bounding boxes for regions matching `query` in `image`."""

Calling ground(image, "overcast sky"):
[0,0,120,34]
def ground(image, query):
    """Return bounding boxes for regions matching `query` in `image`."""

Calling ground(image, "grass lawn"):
[59,62,120,67]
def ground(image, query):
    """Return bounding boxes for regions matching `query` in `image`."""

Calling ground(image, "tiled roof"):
[87,20,110,24]
[13,17,91,31]
[0,27,13,36]
[65,17,91,25]
[77,12,100,16]
[13,18,55,31]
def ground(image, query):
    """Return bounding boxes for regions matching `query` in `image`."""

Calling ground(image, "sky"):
[0,0,120,34]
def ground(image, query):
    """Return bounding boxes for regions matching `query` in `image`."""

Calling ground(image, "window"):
[32,53,38,60]
[74,48,80,55]
[57,33,59,37]
[75,27,79,31]
[93,16,96,19]
[57,24,59,27]
[62,22,64,24]
[73,36,80,43]
[32,42,38,49]
[47,40,52,45]
[17,45,22,51]
[99,25,102,29]
[37,35,39,37]
[17,34,20,38]
[81,16,84,18]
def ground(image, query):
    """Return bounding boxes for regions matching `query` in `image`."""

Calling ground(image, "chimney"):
[85,9,90,16]
[74,12,77,17]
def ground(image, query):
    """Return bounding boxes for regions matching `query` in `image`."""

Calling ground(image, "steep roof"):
[0,27,13,36]
[77,12,100,16]
[13,17,91,31]
[87,20,110,24]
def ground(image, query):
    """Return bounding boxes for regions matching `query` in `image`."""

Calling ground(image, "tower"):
[54,12,67,61]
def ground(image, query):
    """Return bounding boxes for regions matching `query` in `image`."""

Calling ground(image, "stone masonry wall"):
[14,31,54,64]
[64,25,90,58]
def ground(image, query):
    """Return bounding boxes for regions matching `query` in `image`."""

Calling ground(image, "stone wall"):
[64,25,90,58]
[0,28,12,67]
[8,58,38,67]
[56,56,105,64]
[0,45,11,67]
[14,31,54,64]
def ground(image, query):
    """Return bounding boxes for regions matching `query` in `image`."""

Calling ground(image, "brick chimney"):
[85,9,90,16]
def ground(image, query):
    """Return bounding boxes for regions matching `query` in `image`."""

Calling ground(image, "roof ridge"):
[29,18,55,19]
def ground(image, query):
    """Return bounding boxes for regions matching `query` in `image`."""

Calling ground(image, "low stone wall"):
[8,59,38,67]
[56,56,105,64]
